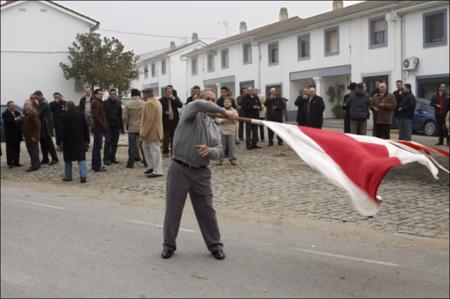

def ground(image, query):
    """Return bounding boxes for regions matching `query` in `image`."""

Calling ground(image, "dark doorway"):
[265,84,282,98]
[362,75,389,94]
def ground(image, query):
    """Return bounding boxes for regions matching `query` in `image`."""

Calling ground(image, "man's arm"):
[174,97,183,108]
[182,100,226,120]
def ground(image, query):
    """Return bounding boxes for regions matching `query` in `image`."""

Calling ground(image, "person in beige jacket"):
[140,88,164,177]
[123,89,145,168]
[215,97,239,165]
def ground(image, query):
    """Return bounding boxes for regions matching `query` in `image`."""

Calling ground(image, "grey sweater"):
[172,100,226,167]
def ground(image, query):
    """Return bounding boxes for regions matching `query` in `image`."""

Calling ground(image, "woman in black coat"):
[56,101,90,183]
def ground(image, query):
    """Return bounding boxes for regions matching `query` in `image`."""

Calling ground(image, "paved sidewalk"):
[1,127,448,239]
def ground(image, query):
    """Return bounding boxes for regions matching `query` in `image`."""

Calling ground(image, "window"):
[161,60,166,75]
[297,34,310,60]
[151,63,155,77]
[325,27,339,56]
[243,43,252,64]
[144,66,148,79]
[369,17,387,48]
[191,56,198,75]
[207,53,215,72]
[268,42,279,65]
[423,10,447,47]
[221,49,229,69]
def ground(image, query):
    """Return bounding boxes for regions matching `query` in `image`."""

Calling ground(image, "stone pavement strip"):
[1,129,448,239]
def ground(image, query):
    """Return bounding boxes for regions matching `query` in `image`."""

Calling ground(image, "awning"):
[203,75,235,86]
[290,64,351,81]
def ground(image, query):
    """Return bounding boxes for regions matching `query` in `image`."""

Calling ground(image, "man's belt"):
[173,158,206,169]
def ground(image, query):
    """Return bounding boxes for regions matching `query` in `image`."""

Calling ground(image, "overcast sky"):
[54,1,362,54]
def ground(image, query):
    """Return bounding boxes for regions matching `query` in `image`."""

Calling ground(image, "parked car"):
[392,98,436,136]
[1,104,24,142]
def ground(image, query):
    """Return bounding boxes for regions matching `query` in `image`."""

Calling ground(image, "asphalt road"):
[1,186,448,298]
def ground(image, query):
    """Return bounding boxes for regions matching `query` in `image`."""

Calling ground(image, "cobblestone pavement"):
[1,128,449,239]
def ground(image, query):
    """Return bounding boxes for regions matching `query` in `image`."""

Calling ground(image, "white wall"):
[1,1,93,105]
[403,4,450,93]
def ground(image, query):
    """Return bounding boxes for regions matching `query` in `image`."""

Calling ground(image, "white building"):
[132,36,206,100]
[184,0,449,119]
[1,0,99,105]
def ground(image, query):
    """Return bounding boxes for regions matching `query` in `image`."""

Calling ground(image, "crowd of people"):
[2,81,449,181]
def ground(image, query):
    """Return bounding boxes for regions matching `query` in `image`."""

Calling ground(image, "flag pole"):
[207,113,264,126]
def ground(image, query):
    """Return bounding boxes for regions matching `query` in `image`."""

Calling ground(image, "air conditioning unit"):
[403,57,419,71]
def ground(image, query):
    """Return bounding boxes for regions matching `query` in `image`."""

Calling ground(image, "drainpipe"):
[257,40,262,91]
[400,14,405,83]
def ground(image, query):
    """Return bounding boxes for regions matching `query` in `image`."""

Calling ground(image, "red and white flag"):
[262,121,442,216]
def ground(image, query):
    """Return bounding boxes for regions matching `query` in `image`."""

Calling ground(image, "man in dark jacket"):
[57,101,90,183]
[343,83,356,133]
[49,92,66,144]
[103,89,123,164]
[241,86,261,149]
[22,100,41,172]
[265,87,286,146]
[430,83,449,145]
[344,83,370,135]
[34,90,59,165]
[236,88,247,141]
[295,88,309,126]
[186,85,201,104]
[91,89,109,172]
[305,87,325,129]
[2,100,23,168]
[160,86,183,156]
[396,83,416,141]
[216,86,236,108]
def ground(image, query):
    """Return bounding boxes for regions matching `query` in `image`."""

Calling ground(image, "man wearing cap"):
[162,89,237,260]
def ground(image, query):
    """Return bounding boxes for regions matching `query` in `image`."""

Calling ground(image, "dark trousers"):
[344,112,351,133]
[259,119,265,141]
[26,143,40,170]
[436,113,448,143]
[92,133,103,170]
[163,121,176,154]
[245,123,258,148]
[104,126,120,162]
[53,121,61,143]
[376,124,391,139]
[238,121,245,140]
[267,118,283,145]
[6,141,21,166]
[40,136,58,162]
[163,161,223,252]
[127,133,139,166]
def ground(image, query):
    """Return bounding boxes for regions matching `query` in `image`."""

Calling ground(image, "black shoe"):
[49,160,59,166]
[147,173,163,178]
[161,248,174,259]
[41,160,49,165]
[14,163,23,167]
[268,143,274,147]
[62,178,72,182]
[111,160,119,164]
[94,166,107,172]
[278,143,283,146]
[253,145,262,149]
[80,177,87,183]
[26,167,39,172]
[144,168,153,174]
[212,248,225,260]
[435,142,444,145]
[8,165,13,169]
[247,147,254,150]
[126,164,134,168]
[104,160,111,165]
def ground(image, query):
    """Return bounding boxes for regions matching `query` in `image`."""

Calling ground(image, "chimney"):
[239,21,247,33]
[332,0,344,10]
[279,7,288,21]
[192,33,199,41]
[169,41,176,49]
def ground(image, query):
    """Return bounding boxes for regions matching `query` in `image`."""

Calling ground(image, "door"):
[362,75,389,94]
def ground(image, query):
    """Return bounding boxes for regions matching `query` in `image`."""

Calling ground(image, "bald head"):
[379,83,387,94]
[200,89,216,102]
[23,99,33,112]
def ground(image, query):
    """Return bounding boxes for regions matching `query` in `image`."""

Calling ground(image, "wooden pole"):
[206,113,264,125]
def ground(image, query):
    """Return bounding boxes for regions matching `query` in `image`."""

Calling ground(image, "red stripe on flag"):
[298,126,401,204]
